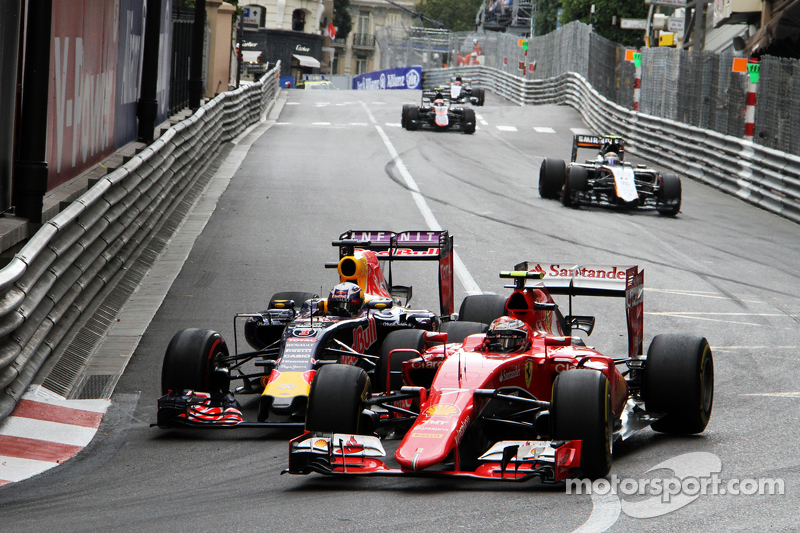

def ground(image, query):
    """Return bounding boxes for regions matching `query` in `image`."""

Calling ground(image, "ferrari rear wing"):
[511,262,643,357]
[329,230,455,317]
[571,134,625,162]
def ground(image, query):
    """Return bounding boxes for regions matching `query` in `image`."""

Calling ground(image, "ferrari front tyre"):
[551,369,613,480]
[305,364,371,434]
[463,108,476,134]
[539,158,566,200]
[374,329,427,392]
[562,165,588,208]
[458,294,508,325]
[657,173,682,216]
[643,334,714,434]
[401,104,412,129]
[161,329,230,395]
[439,321,487,344]
[406,106,420,131]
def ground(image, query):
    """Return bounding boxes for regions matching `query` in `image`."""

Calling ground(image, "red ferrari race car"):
[154,230,456,431]
[286,262,714,482]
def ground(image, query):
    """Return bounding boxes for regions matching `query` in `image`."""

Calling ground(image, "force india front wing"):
[285,432,582,483]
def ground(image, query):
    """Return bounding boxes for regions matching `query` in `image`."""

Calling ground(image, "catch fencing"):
[380,22,800,156]
[0,64,281,420]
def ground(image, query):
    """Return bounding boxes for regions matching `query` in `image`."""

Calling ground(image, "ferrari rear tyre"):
[406,106,420,131]
[161,329,230,395]
[551,369,613,479]
[539,158,566,200]
[401,104,412,129]
[643,334,713,434]
[439,321,487,344]
[657,173,682,216]
[458,294,507,325]
[306,364,371,434]
[562,165,588,208]
[374,329,427,392]
[463,108,476,134]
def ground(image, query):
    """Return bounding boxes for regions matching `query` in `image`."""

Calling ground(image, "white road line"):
[496,125,517,132]
[534,127,556,133]
[648,312,795,317]
[275,122,291,125]
[571,491,621,533]
[312,122,331,125]
[286,102,300,105]
[646,288,762,303]
[350,123,368,126]
[385,123,402,127]
[362,103,481,296]
[571,128,593,135]
[743,392,800,398]
[644,313,764,326]
[480,120,489,126]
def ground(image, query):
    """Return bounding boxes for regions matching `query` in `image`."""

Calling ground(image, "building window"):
[355,58,367,75]
[357,12,370,35]
[332,54,339,74]
[292,9,305,32]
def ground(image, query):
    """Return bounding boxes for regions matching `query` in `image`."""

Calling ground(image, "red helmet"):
[486,317,531,353]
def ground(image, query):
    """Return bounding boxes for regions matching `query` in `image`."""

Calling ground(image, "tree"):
[415,0,484,31]
[560,0,648,46]
[334,0,353,41]
[534,0,560,36]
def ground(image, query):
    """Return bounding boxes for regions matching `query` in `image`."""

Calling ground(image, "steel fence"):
[0,64,280,420]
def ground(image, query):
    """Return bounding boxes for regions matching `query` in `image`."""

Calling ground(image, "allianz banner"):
[352,67,422,90]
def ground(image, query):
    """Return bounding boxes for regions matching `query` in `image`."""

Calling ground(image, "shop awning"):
[292,54,321,68]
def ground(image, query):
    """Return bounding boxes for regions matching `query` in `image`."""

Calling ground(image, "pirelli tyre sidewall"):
[562,165,588,207]
[643,334,714,434]
[305,364,371,434]
[375,329,427,392]
[539,158,566,200]
[463,108,476,134]
[657,173,682,216]
[161,329,230,395]
[401,104,412,129]
[458,294,508,325]
[406,106,420,130]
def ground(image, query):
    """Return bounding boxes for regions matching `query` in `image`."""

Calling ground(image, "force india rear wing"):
[513,261,644,358]
[330,230,455,318]
[571,134,625,163]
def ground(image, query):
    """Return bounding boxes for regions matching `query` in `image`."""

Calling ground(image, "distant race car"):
[401,88,476,134]
[539,135,682,216]
[445,76,485,106]
[155,230,457,430]
[286,261,714,482]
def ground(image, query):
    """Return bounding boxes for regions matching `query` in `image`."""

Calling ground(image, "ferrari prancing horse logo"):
[525,360,533,388]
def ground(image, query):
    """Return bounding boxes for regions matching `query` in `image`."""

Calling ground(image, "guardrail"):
[0,64,281,420]
[423,66,800,224]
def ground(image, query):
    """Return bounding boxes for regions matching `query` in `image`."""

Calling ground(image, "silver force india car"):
[539,135,682,215]
[401,88,476,134]
[286,262,714,482]
[155,230,456,430]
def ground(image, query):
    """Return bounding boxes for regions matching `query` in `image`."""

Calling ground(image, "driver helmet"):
[455,76,462,85]
[328,282,364,317]
[485,317,531,353]
[604,152,620,166]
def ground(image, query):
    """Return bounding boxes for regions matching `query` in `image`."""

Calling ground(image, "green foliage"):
[334,0,353,40]
[415,0,484,31]
[534,0,560,36]
[560,0,648,46]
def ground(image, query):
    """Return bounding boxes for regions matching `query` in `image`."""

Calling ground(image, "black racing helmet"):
[328,282,364,317]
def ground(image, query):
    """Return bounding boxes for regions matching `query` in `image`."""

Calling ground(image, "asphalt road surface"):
[1,88,798,532]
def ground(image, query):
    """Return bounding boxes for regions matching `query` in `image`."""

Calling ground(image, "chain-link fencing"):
[377,21,800,156]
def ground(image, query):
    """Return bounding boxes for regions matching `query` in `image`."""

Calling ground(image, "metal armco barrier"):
[423,66,800,224]
[0,64,281,420]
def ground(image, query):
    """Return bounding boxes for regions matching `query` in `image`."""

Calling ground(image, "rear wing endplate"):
[513,262,643,357]
[333,230,455,317]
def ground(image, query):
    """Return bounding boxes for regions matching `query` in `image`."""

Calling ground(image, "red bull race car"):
[539,135,682,216]
[401,88,476,134]
[155,230,456,430]
[286,262,714,482]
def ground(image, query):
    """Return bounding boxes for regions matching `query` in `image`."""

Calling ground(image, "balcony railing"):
[352,33,375,48]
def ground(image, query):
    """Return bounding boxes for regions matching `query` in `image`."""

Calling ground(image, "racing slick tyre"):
[161,329,230,395]
[462,108,476,134]
[562,165,588,208]
[439,321,488,344]
[401,104,412,129]
[458,294,507,325]
[474,88,485,106]
[551,369,614,480]
[657,173,682,216]
[306,364,371,434]
[406,106,420,131]
[539,158,566,200]
[374,329,427,392]
[643,334,714,434]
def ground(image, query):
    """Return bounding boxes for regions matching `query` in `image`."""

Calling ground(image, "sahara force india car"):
[539,135,682,216]
[286,262,714,482]
[155,230,457,430]
[401,88,476,134]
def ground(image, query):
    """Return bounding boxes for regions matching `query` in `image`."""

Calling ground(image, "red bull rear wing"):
[512,262,644,358]
[330,230,455,317]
